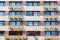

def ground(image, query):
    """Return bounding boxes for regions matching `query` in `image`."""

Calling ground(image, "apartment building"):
[0,0,60,40]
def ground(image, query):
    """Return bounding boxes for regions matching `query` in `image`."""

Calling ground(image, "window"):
[9,1,22,6]
[0,1,5,6]
[0,21,5,26]
[45,31,50,36]
[26,21,40,26]
[27,31,40,36]
[44,1,57,6]
[51,21,58,26]
[26,1,40,6]
[26,21,33,26]
[44,21,50,26]
[44,31,58,36]
[26,11,32,16]
[52,31,58,36]
[9,11,22,16]
[9,21,22,26]
[9,31,23,35]
[0,11,5,16]
[0,31,4,36]
[26,11,40,16]
[34,31,40,36]
[44,11,57,16]
[9,21,15,26]
[44,21,58,26]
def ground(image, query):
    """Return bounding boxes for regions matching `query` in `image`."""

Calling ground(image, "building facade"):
[0,0,60,40]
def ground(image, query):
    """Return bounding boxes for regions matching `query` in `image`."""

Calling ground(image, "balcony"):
[9,6,23,11]
[45,36,60,40]
[9,15,23,21]
[44,6,57,11]
[5,35,27,40]
[44,16,58,21]
[44,27,58,31]
[9,26,24,31]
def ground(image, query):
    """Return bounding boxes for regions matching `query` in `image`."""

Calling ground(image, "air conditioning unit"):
[10,28,13,31]
[45,8,48,10]
[54,8,57,10]
[6,38,11,40]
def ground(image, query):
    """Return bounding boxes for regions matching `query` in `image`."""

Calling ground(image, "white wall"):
[24,6,43,11]
[27,36,44,40]
[0,16,8,21]
[0,36,5,40]
[0,26,9,31]
[23,16,44,21]
[24,26,44,31]
[0,6,8,11]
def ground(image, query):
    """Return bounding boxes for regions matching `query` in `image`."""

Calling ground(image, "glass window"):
[16,11,22,15]
[26,1,40,6]
[0,1,5,6]
[27,31,33,36]
[16,21,22,26]
[34,12,40,16]
[50,2,57,6]
[26,21,33,26]
[44,11,50,16]
[9,21,15,26]
[0,12,5,16]
[9,11,15,15]
[0,31,4,36]
[51,11,57,16]
[34,22,40,26]
[9,2,15,6]
[16,2,22,6]
[44,21,50,26]
[26,2,32,6]
[0,21,5,26]
[34,31,40,36]
[51,21,57,26]
[44,2,49,6]
[52,31,58,36]
[26,12,32,16]
[45,31,50,36]
[34,2,40,6]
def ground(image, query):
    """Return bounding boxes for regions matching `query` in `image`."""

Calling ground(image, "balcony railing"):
[9,6,24,11]
[44,6,57,11]
[9,26,24,31]
[9,15,23,21]
[5,35,27,40]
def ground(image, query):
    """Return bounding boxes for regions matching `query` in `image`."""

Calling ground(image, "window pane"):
[34,22,40,26]
[0,12,5,16]
[26,2,32,6]
[44,21,50,26]
[9,21,15,25]
[16,2,22,6]
[34,2,40,6]
[0,21,4,26]
[34,12,40,16]
[10,12,15,15]
[51,21,57,26]
[0,31,4,36]
[34,31,40,36]
[51,11,57,16]
[27,31,33,36]
[50,2,57,6]
[26,12,32,16]
[45,31,50,36]
[0,1,5,6]
[44,2,49,6]
[16,21,22,26]
[44,11,50,16]
[9,2,15,6]
[26,22,33,26]
[52,31,58,36]
[16,12,22,15]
